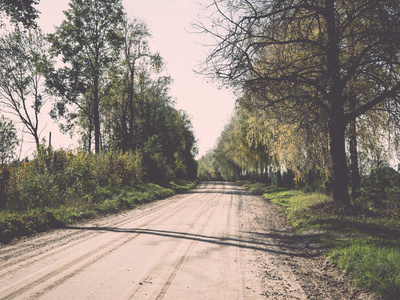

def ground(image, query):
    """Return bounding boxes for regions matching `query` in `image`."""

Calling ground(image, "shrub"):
[1,148,148,210]
[357,166,400,213]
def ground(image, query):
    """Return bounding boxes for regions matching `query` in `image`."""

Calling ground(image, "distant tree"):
[0,28,51,151]
[0,115,18,164]
[0,0,39,28]
[47,0,125,154]
[197,149,221,180]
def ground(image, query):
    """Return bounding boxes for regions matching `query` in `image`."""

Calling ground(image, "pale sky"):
[33,0,235,158]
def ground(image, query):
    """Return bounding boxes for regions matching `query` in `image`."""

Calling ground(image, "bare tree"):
[0,28,51,151]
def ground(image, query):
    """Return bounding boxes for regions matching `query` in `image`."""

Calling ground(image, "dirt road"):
[0,182,376,299]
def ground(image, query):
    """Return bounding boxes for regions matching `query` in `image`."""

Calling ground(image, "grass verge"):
[237,180,400,299]
[0,180,198,244]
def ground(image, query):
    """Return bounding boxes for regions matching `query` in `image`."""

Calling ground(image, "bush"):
[356,166,400,213]
[1,148,146,210]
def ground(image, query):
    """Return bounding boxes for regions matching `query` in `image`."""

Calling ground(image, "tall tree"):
[197,0,400,205]
[0,0,39,28]
[47,0,125,153]
[121,17,162,151]
[0,28,50,151]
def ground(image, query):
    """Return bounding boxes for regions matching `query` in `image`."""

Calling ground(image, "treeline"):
[196,0,400,207]
[198,105,400,211]
[0,0,198,198]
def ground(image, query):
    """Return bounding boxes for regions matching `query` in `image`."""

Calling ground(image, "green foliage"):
[167,179,199,193]
[197,106,329,186]
[199,0,400,205]
[0,145,199,242]
[46,2,198,169]
[1,147,144,210]
[197,150,222,180]
[238,181,271,195]
[0,0,39,28]
[0,164,10,207]
[0,210,62,243]
[330,242,400,299]
[354,166,400,214]
[47,0,125,153]
[0,115,19,164]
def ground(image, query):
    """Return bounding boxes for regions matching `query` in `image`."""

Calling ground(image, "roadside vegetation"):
[0,147,197,244]
[238,180,400,299]
[0,1,198,243]
[196,2,400,297]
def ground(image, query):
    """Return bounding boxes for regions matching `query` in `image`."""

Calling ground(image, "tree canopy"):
[0,0,39,28]
[197,0,400,204]
[47,0,125,154]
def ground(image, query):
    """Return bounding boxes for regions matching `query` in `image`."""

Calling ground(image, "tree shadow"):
[67,226,321,258]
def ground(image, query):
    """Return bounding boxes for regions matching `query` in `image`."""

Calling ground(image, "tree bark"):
[277,169,282,187]
[328,119,350,205]
[93,110,100,153]
[128,70,135,151]
[94,77,101,154]
[349,119,361,199]
[325,0,350,206]
[34,134,40,152]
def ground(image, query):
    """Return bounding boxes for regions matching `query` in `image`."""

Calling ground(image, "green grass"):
[0,180,198,244]
[238,180,400,299]
[330,242,400,298]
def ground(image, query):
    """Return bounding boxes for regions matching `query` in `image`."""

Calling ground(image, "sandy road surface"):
[0,182,376,299]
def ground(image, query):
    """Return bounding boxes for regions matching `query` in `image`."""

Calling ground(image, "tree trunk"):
[277,169,282,187]
[328,119,350,205]
[128,78,134,151]
[121,106,128,152]
[88,128,92,154]
[325,0,350,206]
[127,63,136,151]
[349,119,361,199]
[94,78,101,154]
[34,133,40,151]
[93,100,100,154]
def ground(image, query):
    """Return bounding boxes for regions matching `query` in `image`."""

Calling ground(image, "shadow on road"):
[67,226,320,258]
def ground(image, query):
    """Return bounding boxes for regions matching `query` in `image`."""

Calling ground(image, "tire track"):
[127,186,225,299]
[152,182,244,299]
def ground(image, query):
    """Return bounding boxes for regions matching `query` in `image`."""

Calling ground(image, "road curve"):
[1,182,358,299]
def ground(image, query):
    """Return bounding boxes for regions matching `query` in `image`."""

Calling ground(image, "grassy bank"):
[238,180,400,299]
[0,180,197,244]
